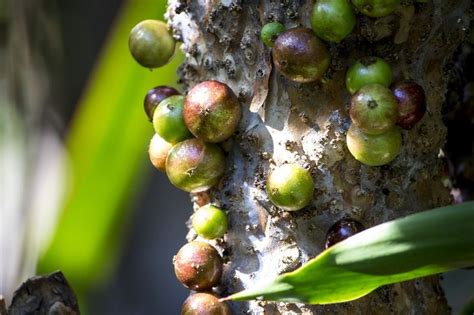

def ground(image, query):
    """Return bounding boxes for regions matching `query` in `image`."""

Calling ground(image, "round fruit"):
[184,81,241,143]
[346,57,392,94]
[391,80,426,129]
[266,164,314,211]
[144,86,180,121]
[173,241,223,291]
[325,218,365,248]
[181,293,231,315]
[153,95,192,144]
[311,0,356,43]
[148,134,173,172]
[272,27,330,83]
[166,139,226,192]
[261,22,286,47]
[346,124,402,166]
[129,20,175,68]
[350,84,399,135]
[192,205,228,240]
[352,0,400,17]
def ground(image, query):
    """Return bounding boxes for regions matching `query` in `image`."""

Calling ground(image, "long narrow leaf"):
[225,201,474,304]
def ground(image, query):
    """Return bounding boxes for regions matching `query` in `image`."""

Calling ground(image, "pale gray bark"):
[167,1,470,313]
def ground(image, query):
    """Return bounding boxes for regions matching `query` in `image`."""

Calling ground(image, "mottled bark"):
[167,0,470,314]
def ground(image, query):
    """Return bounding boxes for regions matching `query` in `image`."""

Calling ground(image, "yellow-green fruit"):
[266,164,314,211]
[148,134,173,172]
[192,205,228,239]
[346,124,402,166]
[128,20,175,68]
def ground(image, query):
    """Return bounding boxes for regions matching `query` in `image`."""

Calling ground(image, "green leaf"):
[225,201,474,304]
[38,0,183,293]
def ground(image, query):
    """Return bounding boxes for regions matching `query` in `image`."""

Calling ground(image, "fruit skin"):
[261,22,286,47]
[144,86,180,121]
[128,20,175,68]
[166,139,226,192]
[192,205,228,240]
[153,95,192,144]
[181,293,231,315]
[350,84,399,135]
[391,81,426,129]
[346,124,402,166]
[311,0,356,43]
[266,164,314,211]
[346,57,392,94]
[352,0,400,17]
[184,81,241,143]
[272,27,330,83]
[148,134,173,172]
[173,241,223,291]
[325,218,365,249]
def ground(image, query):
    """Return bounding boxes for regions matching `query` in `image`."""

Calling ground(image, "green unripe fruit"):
[346,124,402,166]
[350,84,399,135]
[346,57,392,94]
[261,22,286,47]
[272,27,330,83]
[352,0,400,17]
[128,20,175,68]
[173,241,223,291]
[144,86,180,121]
[153,95,192,144]
[266,164,314,211]
[181,293,231,315]
[311,0,356,43]
[166,139,225,193]
[148,134,173,172]
[184,81,241,143]
[192,205,228,240]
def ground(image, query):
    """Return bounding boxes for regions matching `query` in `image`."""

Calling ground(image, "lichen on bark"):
[167,0,471,313]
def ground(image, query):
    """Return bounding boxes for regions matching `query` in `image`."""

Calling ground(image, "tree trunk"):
[167,0,470,313]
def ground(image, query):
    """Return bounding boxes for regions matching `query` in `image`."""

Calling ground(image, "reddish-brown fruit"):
[391,81,426,129]
[144,86,180,121]
[325,218,365,249]
[166,139,226,192]
[173,241,223,291]
[184,81,241,143]
[272,27,330,83]
[148,134,173,172]
[181,293,231,315]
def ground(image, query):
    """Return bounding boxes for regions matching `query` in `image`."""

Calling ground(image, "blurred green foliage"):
[38,0,183,297]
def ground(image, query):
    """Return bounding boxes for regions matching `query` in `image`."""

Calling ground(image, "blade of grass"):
[225,201,474,304]
[38,0,183,293]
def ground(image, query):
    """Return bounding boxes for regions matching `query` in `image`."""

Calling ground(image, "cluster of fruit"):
[260,0,426,167]
[145,81,239,313]
[127,0,427,312]
[129,20,240,313]
[346,58,426,166]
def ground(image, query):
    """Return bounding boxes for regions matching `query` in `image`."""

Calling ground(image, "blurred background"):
[0,0,473,314]
[0,0,190,313]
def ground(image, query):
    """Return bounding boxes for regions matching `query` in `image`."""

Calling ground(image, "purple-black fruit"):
[166,139,226,192]
[184,81,241,143]
[272,27,330,83]
[144,86,180,121]
[325,218,365,248]
[173,241,223,291]
[391,80,426,129]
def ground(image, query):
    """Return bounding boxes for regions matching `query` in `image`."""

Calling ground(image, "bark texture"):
[167,1,470,314]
